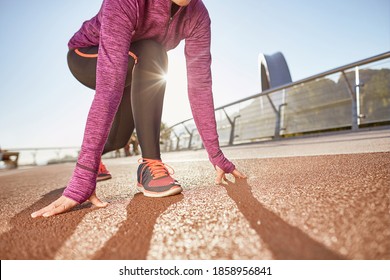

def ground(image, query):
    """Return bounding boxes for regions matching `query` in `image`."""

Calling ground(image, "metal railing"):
[161,52,390,152]
[0,147,80,167]
[0,146,123,168]
[2,52,389,167]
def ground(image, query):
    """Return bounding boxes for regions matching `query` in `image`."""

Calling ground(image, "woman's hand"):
[215,165,247,184]
[31,191,108,218]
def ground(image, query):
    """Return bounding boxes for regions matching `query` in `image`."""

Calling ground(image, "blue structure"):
[259,52,292,91]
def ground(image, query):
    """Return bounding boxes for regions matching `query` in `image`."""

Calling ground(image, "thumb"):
[88,191,109,208]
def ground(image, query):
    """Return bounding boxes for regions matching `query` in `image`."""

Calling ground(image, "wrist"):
[63,163,97,204]
[209,150,235,173]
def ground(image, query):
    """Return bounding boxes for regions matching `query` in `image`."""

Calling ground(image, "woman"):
[31,0,246,218]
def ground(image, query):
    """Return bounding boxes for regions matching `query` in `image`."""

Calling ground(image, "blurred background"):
[0,0,389,166]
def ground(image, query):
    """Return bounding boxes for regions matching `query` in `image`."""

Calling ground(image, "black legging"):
[67,40,168,160]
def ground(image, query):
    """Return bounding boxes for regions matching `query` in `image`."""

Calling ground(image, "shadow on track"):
[0,187,95,259]
[224,179,344,260]
[93,193,184,259]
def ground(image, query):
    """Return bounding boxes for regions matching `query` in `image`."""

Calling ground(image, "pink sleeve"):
[63,0,138,203]
[184,11,235,174]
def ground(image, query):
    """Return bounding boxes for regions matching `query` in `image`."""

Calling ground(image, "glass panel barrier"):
[358,59,390,124]
[159,53,390,152]
[284,72,352,134]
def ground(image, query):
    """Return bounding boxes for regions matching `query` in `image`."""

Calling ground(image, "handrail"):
[161,51,390,152]
[166,51,390,131]
[214,51,390,111]
[1,146,82,167]
[5,52,390,153]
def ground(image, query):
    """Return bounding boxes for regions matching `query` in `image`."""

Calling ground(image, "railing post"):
[342,70,359,131]
[230,115,241,146]
[355,66,364,124]
[181,123,194,150]
[277,103,287,136]
[266,94,287,139]
[172,131,180,151]
[222,109,240,146]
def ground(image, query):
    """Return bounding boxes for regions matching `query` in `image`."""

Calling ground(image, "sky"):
[0,0,389,149]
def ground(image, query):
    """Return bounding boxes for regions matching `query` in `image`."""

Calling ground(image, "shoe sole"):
[136,184,183,198]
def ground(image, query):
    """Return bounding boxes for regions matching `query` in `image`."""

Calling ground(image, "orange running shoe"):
[97,161,112,182]
[136,158,182,197]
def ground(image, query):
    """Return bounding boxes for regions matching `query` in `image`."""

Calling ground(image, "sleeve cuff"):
[62,163,97,204]
[209,150,235,173]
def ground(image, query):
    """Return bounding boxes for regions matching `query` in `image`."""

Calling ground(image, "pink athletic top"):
[64,0,235,203]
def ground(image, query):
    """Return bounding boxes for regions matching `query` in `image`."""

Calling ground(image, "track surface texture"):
[1,128,389,260]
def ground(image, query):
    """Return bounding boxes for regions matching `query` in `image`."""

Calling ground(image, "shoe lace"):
[99,161,108,173]
[139,158,174,179]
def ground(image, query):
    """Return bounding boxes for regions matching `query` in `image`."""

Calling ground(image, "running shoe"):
[97,161,112,182]
[137,158,182,197]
